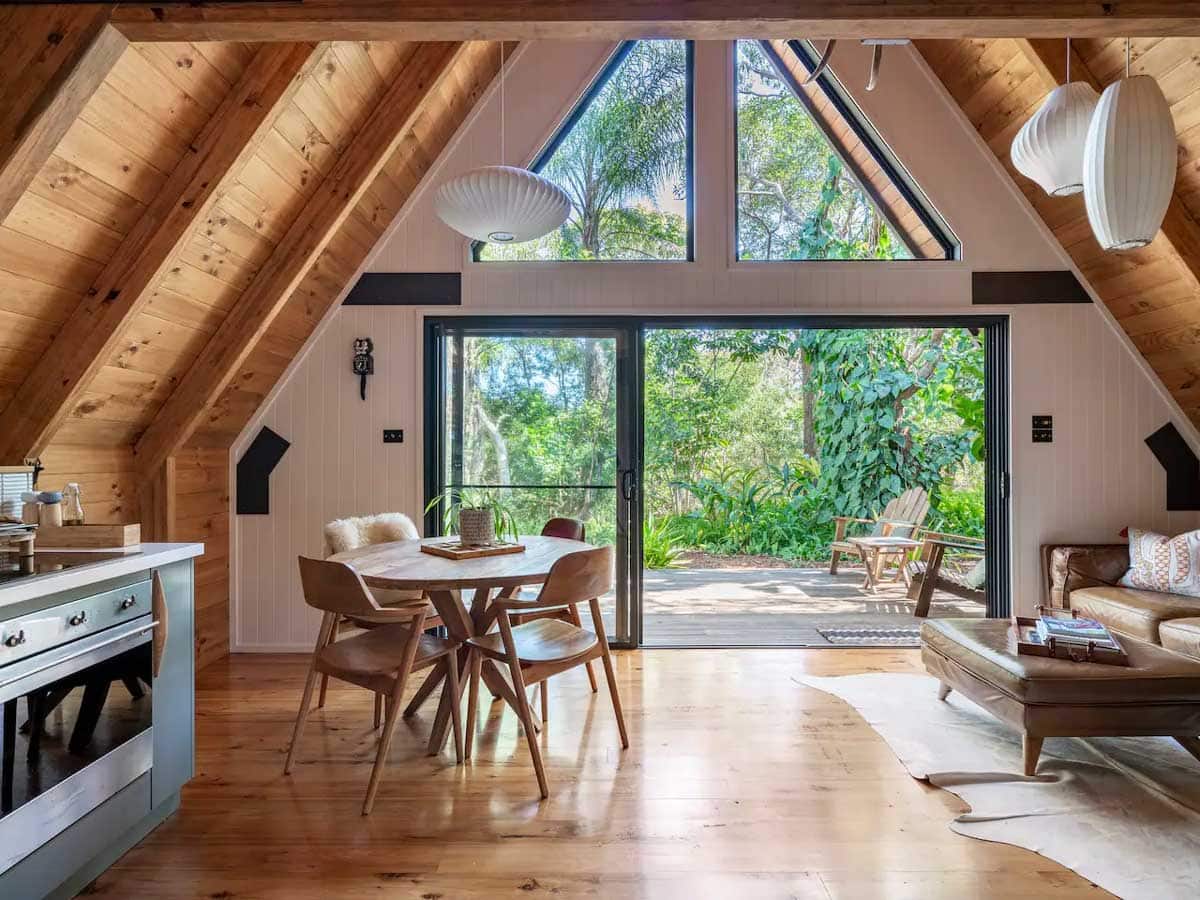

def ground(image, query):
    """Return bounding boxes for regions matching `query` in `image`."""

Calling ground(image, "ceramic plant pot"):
[458,507,495,545]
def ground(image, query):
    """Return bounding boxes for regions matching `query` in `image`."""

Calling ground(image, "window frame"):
[472,39,696,264]
[732,39,959,263]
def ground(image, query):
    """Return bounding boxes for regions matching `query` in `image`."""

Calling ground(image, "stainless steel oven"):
[0,577,161,874]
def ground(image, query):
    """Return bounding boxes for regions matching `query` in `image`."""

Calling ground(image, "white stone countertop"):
[0,543,205,609]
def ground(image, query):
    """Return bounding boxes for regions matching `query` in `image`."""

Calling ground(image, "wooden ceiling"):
[4,3,1200,670]
[916,37,1200,426]
[0,5,503,666]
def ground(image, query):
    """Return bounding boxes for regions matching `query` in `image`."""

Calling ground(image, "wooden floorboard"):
[91,650,1107,899]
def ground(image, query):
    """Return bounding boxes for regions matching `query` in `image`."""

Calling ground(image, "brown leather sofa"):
[1042,543,1200,660]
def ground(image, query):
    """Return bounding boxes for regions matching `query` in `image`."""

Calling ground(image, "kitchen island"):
[0,543,203,900]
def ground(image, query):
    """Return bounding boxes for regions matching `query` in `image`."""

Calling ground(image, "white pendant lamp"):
[1083,40,1177,251]
[434,43,570,245]
[1011,81,1099,196]
[434,165,571,243]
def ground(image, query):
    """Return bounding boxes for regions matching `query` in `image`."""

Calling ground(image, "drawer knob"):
[68,611,87,627]
[120,596,137,611]
[4,630,25,648]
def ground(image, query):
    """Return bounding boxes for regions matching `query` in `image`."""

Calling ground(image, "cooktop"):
[0,551,138,586]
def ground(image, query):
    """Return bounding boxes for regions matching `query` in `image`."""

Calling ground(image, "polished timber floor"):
[94,650,1105,899]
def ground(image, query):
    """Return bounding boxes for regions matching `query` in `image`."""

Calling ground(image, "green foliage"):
[668,462,834,560]
[799,328,982,520]
[928,485,985,539]
[444,326,984,565]
[735,41,911,261]
[643,515,684,569]
[482,40,689,261]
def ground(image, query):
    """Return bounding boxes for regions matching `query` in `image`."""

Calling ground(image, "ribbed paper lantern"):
[1083,75,1177,251]
[1011,82,1099,196]
[434,165,571,244]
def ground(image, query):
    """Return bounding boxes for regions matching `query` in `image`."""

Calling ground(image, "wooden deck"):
[641,564,982,646]
[94,650,1101,899]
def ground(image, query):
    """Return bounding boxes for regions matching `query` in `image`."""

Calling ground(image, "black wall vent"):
[1145,422,1200,511]
[236,426,291,515]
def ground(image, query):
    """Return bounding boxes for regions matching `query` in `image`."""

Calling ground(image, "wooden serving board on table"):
[420,540,526,560]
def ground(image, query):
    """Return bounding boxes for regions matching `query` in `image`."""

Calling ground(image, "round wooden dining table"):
[330,534,592,753]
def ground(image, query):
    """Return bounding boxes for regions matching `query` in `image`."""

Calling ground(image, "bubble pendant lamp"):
[1083,40,1177,251]
[434,44,570,244]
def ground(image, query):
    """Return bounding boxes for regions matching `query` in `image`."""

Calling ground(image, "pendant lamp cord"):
[1065,37,1071,83]
[1125,38,1131,78]
[500,41,506,166]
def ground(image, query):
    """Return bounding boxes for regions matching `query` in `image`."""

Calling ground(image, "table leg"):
[426,587,542,755]
[403,667,444,719]
[1022,733,1044,776]
[857,545,878,592]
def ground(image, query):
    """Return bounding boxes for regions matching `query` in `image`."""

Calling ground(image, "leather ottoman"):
[921,618,1200,774]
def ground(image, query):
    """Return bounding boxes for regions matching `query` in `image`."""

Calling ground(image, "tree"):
[481,41,689,261]
[735,41,911,261]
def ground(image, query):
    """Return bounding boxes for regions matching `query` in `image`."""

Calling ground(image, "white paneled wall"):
[231,40,1200,650]
[233,306,421,651]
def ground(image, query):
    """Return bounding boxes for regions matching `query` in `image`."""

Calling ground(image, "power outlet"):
[1032,415,1053,443]
[383,429,404,444]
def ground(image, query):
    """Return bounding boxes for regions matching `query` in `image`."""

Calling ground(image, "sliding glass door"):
[425,321,639,645]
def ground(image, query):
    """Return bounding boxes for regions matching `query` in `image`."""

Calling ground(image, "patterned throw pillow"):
[1119,527,1200,597]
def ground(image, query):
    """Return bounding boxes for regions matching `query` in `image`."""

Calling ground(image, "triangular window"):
[736,40,956,261]
[477,40,693,262]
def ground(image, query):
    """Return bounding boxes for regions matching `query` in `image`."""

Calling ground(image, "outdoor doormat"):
[817,627,922,646]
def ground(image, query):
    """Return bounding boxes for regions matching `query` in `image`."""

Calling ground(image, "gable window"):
[735,40,957,261]
[477,40,693,262]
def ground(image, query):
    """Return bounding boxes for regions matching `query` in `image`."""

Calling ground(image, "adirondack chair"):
[905,531,985,617]
[828,486,930,577]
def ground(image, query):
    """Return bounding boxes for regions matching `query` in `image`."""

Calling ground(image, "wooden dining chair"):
[508,517,599,707]
[464,546,628,799]
[318,512,442,722]
[284,556,464,815]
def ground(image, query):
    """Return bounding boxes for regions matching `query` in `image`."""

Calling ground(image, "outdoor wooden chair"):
[829,486,930,576]
[284,556,464,815]
[464,546,628,799]
[905,531,986,617]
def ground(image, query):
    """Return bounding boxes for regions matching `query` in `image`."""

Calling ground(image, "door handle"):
[620,469,637,502]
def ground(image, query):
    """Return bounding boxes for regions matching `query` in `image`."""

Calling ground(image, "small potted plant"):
[425,488,518,546]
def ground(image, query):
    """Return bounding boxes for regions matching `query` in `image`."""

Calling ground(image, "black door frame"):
[424,313,1011,647]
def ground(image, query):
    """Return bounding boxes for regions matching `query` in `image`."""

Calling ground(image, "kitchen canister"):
[21,491,39,525]
[38,491,63,528]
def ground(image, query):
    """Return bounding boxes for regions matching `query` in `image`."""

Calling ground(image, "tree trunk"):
[801,350,817,458]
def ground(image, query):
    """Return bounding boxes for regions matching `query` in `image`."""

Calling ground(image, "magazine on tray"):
[1035,615,1120,650]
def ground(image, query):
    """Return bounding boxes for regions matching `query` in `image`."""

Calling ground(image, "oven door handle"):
[152,570,167,678]
[0,620,158,693]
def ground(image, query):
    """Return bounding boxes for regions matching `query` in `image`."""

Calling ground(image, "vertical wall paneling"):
[232,40,1200,648]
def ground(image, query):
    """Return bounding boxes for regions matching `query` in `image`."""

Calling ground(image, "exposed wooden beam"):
[1016,38,1200,297]
[0,4,125,224]
[0,41,323,465]
[134,41,467,476]
[109,1,1200,42]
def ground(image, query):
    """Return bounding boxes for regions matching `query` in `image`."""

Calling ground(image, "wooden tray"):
[1013,615,1130,666]
[35,523,141,548]
[420,540,526,560]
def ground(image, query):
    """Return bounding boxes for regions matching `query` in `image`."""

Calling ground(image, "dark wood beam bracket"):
[972,271,1091,305]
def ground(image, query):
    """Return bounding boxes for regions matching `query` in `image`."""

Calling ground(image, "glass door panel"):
[432,326,635,644]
